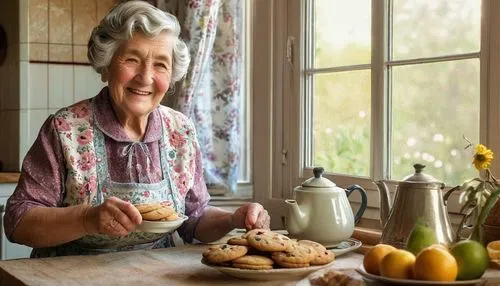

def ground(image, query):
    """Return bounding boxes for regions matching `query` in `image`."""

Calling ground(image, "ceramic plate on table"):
[135,215,188,233]
[324,238,362,257]
[202,259,335,281]
[356,265,484,285]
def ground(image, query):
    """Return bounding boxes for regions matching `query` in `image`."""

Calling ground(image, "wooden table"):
[0,244,366,286]
[2,240,500,285]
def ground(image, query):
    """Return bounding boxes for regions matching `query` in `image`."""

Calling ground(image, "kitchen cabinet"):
[0,184,32,260]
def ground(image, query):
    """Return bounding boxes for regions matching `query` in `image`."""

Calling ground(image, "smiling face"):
[105,31,173,120]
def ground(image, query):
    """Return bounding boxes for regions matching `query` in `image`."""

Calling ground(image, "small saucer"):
[323,238,362,257]
[135,216,188,233]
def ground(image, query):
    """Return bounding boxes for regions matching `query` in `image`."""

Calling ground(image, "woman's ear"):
[101,68,108,82]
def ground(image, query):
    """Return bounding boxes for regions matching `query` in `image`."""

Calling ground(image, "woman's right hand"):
[84,197,142,236]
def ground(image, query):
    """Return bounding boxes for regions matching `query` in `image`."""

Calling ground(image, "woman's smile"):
[126,88,152,96]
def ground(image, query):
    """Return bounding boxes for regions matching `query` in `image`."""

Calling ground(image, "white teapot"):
[285,167,368,245]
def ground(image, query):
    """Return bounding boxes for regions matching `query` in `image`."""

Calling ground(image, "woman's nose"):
[135,64,154,85]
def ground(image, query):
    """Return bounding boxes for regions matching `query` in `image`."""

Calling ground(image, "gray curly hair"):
[87,1,190,83]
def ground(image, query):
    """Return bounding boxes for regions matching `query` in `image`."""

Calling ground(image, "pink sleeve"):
[176,140,210,243]
[4,115,66,242]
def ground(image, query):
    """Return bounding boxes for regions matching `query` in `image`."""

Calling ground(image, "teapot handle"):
[443,185,460,206]
[345,185,368,224]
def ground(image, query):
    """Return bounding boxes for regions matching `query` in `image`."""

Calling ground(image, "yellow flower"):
[472,144,494,170]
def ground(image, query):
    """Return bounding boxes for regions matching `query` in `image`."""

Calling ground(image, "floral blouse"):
[4,88,211,245]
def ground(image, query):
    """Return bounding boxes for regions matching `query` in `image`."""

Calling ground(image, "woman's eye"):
[155,63,168,69]
[126,58,138,63]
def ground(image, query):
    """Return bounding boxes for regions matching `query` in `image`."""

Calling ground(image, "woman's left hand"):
[231,202,270,230]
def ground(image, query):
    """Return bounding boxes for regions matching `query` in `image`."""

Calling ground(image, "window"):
[247,0,500,224]
[304,0,481,186]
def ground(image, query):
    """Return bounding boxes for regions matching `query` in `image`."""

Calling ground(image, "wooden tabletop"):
[2,242,500,285]
[0,244,364,286]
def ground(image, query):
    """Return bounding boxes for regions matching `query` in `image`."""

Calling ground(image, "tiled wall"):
[20,64,107,160]
[28,0,116,64]
[0,0,117,171]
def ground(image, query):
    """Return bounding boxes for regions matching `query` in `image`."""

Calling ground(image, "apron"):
[32,105,185,257]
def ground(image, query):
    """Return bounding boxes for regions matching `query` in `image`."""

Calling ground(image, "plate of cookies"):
[201,229,336,281]
[134,202,188,233]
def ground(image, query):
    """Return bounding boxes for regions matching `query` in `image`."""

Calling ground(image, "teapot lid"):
[401,163,441,184]
[301,167,336,188]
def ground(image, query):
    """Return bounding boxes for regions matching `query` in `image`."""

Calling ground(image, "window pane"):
[313,0,371,68]
[392,0,480,60]
[312,71,371,176]
[391,59,479,185]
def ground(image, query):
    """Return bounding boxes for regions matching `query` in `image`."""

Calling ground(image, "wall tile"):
[28,63,48,109]
[49,0,72,44]
[29,43,49,61]
[49,64,74,108]
[48,108,60,115]
[19,0,29,43]
[97,0,118,22]
[73,45,89,63]
[19,62,29,110]
[73,0,96,45]
[29,0,49,43]
[28,109,49,148]
[74,65,105,102]
[20,43,29,62]
[19,110,30,163]
[48,44,72,62]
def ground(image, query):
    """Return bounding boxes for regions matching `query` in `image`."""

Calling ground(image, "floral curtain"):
[159,0,243,193]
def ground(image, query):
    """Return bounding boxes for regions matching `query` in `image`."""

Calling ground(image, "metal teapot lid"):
[301,167,336,188]
[399,163,444,188]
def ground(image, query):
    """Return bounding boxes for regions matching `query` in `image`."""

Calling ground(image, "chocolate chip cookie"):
[298,240,335,265]
[246,229,293,252]
[232,255,274,270]
[202,244,248,264]
[227,235,250,246]
[271,243,317,268]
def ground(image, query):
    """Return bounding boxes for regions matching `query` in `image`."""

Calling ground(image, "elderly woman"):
[4,1,269,257]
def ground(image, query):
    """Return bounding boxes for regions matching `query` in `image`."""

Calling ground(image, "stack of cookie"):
[202,229,335,270]
[134,203,179,221]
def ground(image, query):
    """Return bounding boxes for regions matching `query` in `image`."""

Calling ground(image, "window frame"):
[273,0,500,224]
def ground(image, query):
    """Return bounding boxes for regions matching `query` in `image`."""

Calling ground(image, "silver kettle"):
[375,164,455,248]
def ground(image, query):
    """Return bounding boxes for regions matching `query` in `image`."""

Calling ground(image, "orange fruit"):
[363,244,396,275]
[428,243,449,251]
[414,246,458,281]
[450,240,489,280]
[379,249,416,279]
[487,240,500,260]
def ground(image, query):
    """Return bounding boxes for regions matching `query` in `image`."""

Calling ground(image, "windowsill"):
[353,218,382,253]
[208,182,253,198]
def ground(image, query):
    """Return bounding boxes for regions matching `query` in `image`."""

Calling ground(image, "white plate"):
[201,259,335,281]
[356,265,484,285]
[135,216,188,233]
[324,238,362,257]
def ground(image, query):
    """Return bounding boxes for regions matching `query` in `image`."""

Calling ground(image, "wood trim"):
[0,173,20,184]
[251,0,276,222]
[371,0,388,181]
[284,0,304,198]
[484,0,500,176]
[29,60,90,66]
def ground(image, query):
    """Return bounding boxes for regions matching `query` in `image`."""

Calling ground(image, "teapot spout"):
[285,199,307,236]
[375,180,392,228]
